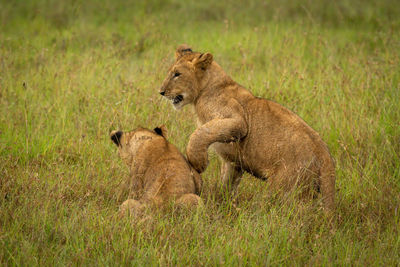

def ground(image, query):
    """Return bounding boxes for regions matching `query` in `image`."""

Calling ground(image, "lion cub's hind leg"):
[119,199,145,217]
[176,194,203,209]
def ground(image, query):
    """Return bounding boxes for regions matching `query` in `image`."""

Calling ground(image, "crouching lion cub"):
[159,45,336,210]
[110,125,202,216]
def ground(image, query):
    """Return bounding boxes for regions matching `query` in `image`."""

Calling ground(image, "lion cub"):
[110,125,202,216]
[159,45,336,210]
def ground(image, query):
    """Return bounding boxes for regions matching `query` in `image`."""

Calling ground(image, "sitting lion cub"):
[159,45,336,210]
[110,125,202,216]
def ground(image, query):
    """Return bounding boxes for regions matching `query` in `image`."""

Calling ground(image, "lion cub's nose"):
[160,91,165,96]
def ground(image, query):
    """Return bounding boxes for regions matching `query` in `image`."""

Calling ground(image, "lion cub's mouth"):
[172,95,184,105]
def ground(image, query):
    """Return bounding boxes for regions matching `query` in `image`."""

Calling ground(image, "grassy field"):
[1,0,400,265]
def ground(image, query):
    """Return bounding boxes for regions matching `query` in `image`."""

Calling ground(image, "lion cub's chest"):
[195,101,221,125]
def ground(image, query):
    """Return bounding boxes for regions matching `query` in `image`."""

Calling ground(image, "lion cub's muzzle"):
[159,90,184,106]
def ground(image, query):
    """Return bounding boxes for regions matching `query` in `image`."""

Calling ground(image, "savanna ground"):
[1,0,400,265]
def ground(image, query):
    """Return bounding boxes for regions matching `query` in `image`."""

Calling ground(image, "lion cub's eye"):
[173,72,181,78]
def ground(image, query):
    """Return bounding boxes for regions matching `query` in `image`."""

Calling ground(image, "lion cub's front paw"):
[187,149,208,173]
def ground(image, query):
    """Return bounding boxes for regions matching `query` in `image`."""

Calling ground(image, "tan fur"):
[159,45,336,210]
[110,126,203,217]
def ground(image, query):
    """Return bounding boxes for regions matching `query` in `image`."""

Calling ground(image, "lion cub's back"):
[143,143,198,199]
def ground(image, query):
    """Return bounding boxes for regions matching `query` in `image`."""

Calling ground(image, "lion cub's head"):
[159,44,213,110]
[110,126,167,165]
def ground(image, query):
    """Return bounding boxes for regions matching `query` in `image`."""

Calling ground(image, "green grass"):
[1,0,400,265]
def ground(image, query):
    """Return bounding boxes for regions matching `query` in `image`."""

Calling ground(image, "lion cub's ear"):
[154,125,168,138]
[110,130,123,146]
[194,53,213,70]
[175,44,193,59]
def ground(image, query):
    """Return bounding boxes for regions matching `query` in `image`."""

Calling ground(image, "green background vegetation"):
[1,0,399,265]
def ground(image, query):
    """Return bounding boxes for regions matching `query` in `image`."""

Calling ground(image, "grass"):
[1,0,399,265]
